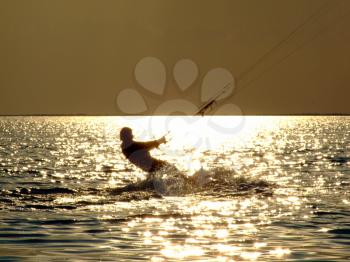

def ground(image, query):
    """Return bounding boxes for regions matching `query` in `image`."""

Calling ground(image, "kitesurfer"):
[115,127,208,195]
[120,127,169,173]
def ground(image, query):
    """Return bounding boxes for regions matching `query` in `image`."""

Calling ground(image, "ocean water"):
[0,116,349,261]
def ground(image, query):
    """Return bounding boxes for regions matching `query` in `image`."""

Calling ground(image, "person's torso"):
[122,142,154,171]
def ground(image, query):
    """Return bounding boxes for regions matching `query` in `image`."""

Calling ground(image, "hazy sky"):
[1,0,350,115]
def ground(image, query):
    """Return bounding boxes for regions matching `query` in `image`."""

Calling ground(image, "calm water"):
[0,116,350,261]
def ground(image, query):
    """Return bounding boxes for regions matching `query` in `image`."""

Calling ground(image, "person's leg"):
[150,159,168,172]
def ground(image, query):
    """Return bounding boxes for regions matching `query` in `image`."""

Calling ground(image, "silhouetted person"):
[120,127,168,173]
[115,127,205,195]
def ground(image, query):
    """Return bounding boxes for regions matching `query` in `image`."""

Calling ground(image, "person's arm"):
[137,136,166,150]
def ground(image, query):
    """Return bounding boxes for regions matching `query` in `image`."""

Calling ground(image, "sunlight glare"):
[118,116,283,151]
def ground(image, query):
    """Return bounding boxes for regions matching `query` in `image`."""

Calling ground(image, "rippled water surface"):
[0,116,350,261]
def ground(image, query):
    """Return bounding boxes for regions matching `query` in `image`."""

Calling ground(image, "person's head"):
[120,127,133,142]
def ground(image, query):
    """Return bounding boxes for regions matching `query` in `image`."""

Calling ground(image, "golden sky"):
[1,0,350,115]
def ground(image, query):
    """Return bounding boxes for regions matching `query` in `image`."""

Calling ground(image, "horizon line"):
[0,113,349,117]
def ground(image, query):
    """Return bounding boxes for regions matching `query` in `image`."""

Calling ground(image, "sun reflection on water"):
[2,116,350,260]
[100,191,300,261]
